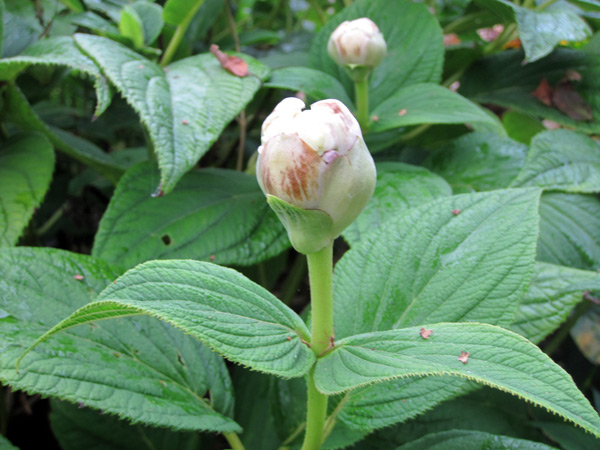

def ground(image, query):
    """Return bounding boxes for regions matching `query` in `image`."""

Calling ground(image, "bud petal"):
[327,18,387,69]
[256,98,376,254]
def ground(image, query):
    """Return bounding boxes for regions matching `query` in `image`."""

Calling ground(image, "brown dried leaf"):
[531,78,553,106]
[210,44,248,77]
[552,81,593,121]
[458,351,469,364]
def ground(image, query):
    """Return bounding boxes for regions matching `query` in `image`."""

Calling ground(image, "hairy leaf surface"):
[314,323,600,437]
[0,133,54,247]
[0,248,237,432]
[23,259,315,378]
[74,34,269,193]
[93,162,288,271]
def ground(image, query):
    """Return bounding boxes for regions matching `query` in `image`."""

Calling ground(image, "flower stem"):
[300,242,334,450]
[354,78,370,134]
[307,243,334,355]
[160,0,204,66]
[224,431,245,450]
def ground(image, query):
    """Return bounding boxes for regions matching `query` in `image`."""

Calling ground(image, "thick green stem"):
[354,78,370,134]
[300,370,329,450]
[307,243,334,355]
[224,431,245,450]
[300,242,334,450]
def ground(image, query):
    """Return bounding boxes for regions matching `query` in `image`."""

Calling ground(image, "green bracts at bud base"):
[256,97,376,254]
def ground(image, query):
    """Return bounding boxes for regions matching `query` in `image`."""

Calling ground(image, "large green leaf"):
[0,248,237,432]
[424,132,528,193]
[92,162,288,271]
[349,387,543,448]
[265,67,354,107]
[334,188,541,339]
[477,0,590,62]
[4,84,124,183]
[515,3,591,63]
[314,323,600,437]
[395,430,558,450]
[460,49,600,133]
[342,162,452,246]
[22,259,315,378]
[369,83,498,133]
[537,193,600,270]
[73,33,270,193]
[510,130,600,192]
[0,36,111,116]
[309,0,443,109]
[337,377,475,431]
[511,262,600,343]
[2,0,42,57]
[0,133,54,247]
[50,399,200,450]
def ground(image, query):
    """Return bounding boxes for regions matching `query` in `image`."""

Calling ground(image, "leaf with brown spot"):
[458,351,469,364]
[419,327,433,339]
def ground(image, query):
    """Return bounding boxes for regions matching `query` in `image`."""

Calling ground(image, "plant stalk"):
[354,78,370,134]
[300,242,334,450]
[224,431,245,450]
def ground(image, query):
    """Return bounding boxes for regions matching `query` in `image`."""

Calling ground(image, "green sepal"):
[267,195,334,255]
[345,65,373,82]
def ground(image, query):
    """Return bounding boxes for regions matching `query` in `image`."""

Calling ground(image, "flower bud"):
[327,18,387,70]
[256,97,376,254]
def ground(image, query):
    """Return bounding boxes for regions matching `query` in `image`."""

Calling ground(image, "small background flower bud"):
[327,17,387,69]
[256,98,376,254]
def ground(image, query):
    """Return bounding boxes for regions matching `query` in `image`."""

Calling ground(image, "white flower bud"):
[257,98,376,253]
[327,18,387,69]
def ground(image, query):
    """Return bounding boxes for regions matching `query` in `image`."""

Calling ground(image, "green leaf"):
[510,130,600,192]
[0,248,238,432]
[0,35,112,116]
[425,132,528,193]
[334,188,541,339]
[92,162,289,271]
[2,0,43,57]
[22,259,315,378]
[130,1,164,45]
[0,435,18,450]
[0,133,54,247]
[163,0,205,26]
[535,420,600,450]
[50,399,201,450]
[265,67,354,107]
[475,0,591,62]
[119,5,145,49]
[4,84,124,183]
[309,0,443,109]
[460,49,600,134]
[537,193,600,270]
[59,0,84,13]
[511,262,600,343]
[342,162,452,246]
[337,377,475,431]
[395,430,558,450]
[502,111,545,145]
[67,11,121,38]
[73,33,270,193]
[369,84,498,133]
[515,3,591,63]
[350,387,543,448]
[314,323,600,437]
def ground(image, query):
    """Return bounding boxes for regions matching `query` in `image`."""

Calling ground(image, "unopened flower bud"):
[256,97,376,254]
[327,18,387,70]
